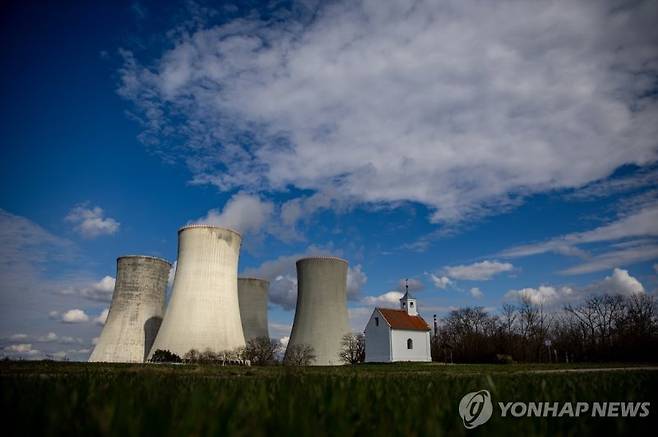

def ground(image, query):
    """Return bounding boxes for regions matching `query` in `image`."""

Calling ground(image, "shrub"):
[283,343,316,366]
[244,337,280,365]
[149,349,182,363]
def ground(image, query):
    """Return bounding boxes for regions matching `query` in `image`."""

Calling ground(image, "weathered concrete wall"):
[238,277,270,341]
[89,255,170,363]
[285,256,350,366]
[148,225,245,359]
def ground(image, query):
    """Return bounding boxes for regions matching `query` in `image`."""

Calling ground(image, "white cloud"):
[192,192,274,235]
[501,204,658,271]
[585,268,644,296]
[120,0,658,225]
[65,205,120,238]
[505,268,646,305]
[279,336,289,348]
[362,291,403,307]
[93,308,110,325]
[60,309,90,323]
[60,276,116,302]
[430,274,453,289]
[469,287,484,299]
[505,286,574,306]
[347,265,367,297]
[560,244,658,275]
[3,343,40,356]
[40,332,59,342]
[37,332,81,344]
[443,260,514,281]
[9,333,28,341]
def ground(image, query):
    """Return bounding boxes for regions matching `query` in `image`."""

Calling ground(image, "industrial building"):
[89,255,171,363]
[364,287,432,362]
[238,277,270,341]
[147,225,246,359]
[285,256,351,365]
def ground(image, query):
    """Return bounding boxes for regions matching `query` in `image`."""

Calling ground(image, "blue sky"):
[1,0,657,360]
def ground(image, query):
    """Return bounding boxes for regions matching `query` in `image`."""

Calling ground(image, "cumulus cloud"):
[65,205,120,238]
[192,192,274,235]
[37,332,81,344]
[2,343,40,357]
[469,287,484,299]
[430,274,453,289]
[60,276,116,302]
[362,291,403,307]
[347,264,368,296]
[242,247,364,310]
[120,0,658,226]
[60,309,90,323]
[442,260,514,281]
[93,308,109,325]
[585,268,645,296]
[505,285,574,306]
[505,268,645,305]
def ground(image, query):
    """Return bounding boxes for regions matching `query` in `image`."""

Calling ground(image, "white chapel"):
[364,284,432,362]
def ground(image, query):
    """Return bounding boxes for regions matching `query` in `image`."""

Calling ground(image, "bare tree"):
[339,332,365,364]
[501,303,517,336]
[284,343,316,366]
[244,337,280,365]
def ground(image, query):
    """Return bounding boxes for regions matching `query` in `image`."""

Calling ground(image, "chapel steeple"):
[399,279,418,316]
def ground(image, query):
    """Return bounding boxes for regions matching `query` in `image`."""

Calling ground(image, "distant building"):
[364,287,432,362]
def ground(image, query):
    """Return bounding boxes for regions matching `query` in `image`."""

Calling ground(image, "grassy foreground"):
[1,362,656,436]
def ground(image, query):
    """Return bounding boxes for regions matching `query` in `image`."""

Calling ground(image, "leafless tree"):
[244,337,280,365]
[339,332,366,364]
[284,343,316,366]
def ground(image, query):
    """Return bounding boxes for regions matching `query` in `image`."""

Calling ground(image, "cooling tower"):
[89,255,171,363]
[285,256,350,365]
[238,277,270,341]
[148,225,245,358]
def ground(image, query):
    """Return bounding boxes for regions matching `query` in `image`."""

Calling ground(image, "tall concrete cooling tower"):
[148,225,245,359]
[285,256,350,365]
[238,277,270,341]
[89,255,171,363]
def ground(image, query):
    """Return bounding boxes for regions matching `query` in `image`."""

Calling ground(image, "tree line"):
[432,293,658,363]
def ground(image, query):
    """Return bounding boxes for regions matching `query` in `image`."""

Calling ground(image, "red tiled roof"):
[377,308,431,331]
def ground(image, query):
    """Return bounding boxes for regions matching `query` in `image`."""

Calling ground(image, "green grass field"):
[2,362,656,436]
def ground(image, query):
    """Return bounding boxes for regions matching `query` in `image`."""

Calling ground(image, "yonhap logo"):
[458,389,650,428]
[459,390,493,429]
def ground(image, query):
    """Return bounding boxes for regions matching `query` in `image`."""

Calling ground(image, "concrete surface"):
[148,225,246,358]
[89,255,170,363]
[285,256,350,366]
[238,277,270,341]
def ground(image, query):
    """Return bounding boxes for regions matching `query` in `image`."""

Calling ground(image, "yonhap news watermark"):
[458,390,650,429]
